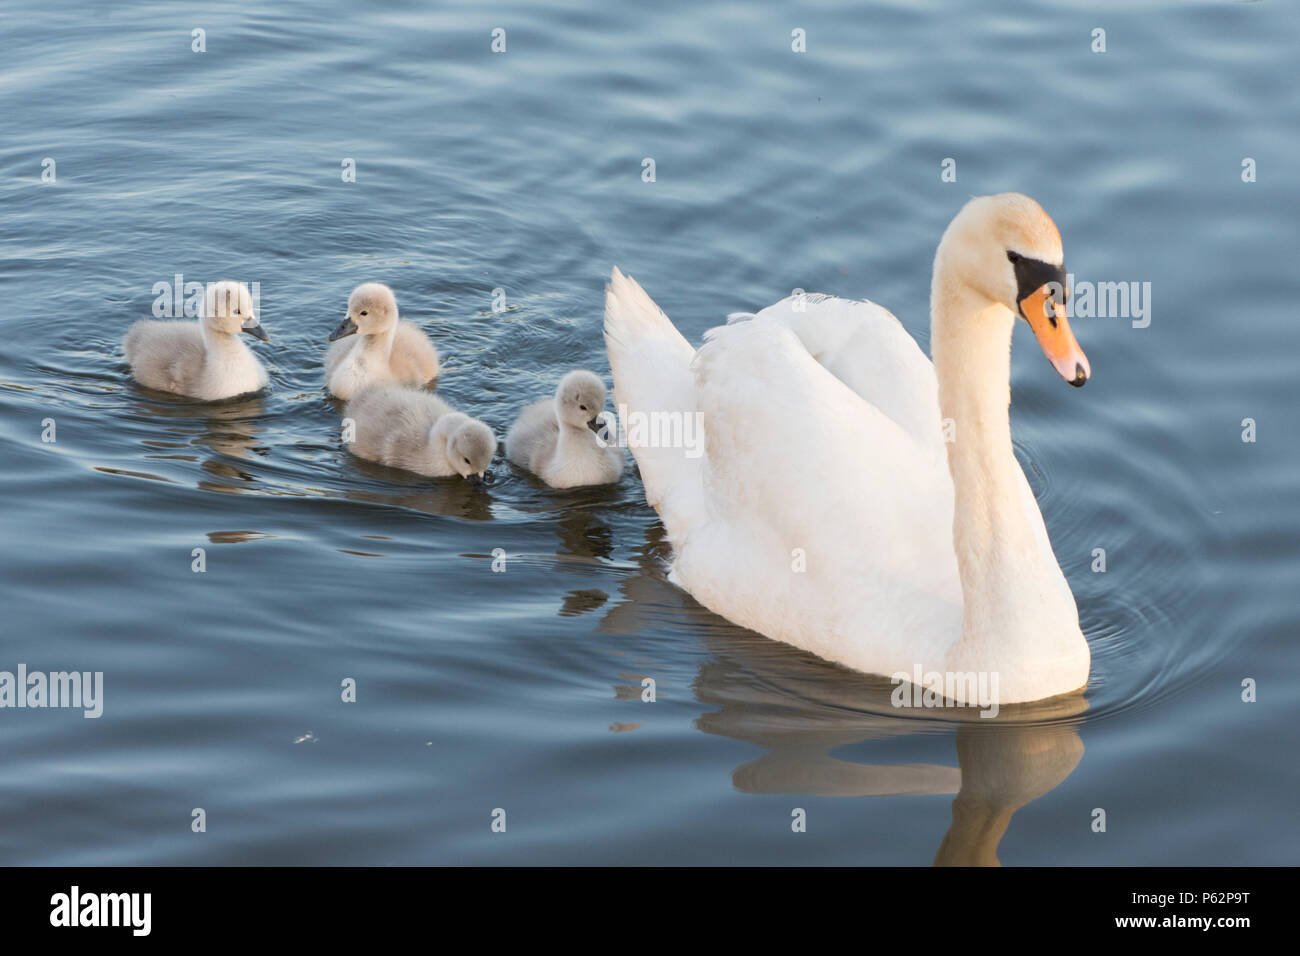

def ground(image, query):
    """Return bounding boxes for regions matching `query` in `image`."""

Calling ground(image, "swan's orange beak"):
[1020,284,1089,387]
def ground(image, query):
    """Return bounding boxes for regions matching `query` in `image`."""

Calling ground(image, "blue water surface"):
[0,0,1296,864]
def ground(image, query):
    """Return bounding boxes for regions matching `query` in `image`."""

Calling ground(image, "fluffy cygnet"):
[343,384,494,480]
[123,280,270,400]
[324,282,440,400]
[505,369,624,488]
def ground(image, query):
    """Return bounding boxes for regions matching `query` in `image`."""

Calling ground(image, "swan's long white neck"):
[930,269,1083,681]
[932,283,1026,558]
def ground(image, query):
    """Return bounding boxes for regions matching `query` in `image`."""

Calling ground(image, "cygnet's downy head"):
[203,280,268,341]
[441,417,496,480]
[554,369,607,432]
[329,282,399,342]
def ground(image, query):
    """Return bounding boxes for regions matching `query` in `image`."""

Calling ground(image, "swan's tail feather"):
[603,267,694,358]
[603,267,706,546]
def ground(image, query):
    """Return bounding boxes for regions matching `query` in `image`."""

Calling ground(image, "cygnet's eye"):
[360,310,368,317]
[233,308,240,315]
[579,404,587,412]
[463,457,471,465]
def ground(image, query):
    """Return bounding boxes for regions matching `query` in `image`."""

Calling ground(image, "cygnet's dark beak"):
[466,472,486,486]
[328,316,358,342]
[586,417,603,434]
[241,318,269,342]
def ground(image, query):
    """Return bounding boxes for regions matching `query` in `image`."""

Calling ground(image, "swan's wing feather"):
[753,295,944,459]
[679,316,959,669]
[692,318,938,548]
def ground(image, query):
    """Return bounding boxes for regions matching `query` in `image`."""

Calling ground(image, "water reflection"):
[126,388,267,457]
[339,455,495,521]
[559,588,609,617]
[124,389,268,491]
[933,716,1084,866]
[206,530,275,544]
[600,537,1087,866]
[123,384,499,519]
[555,507,614,561]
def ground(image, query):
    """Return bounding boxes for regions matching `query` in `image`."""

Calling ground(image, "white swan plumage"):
[603,193,1092,704]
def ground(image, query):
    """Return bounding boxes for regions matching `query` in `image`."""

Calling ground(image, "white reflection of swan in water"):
[598,525,1086,866]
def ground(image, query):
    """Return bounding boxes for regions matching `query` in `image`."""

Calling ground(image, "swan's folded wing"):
[754,295,945,461]
[691,318,949,576]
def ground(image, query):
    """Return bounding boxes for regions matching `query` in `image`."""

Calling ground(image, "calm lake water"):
[1,0,1296,865]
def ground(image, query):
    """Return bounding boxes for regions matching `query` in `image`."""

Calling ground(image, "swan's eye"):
[463,457,471,464]
[360,310,368,316]
[579,404,587,411]
[1006,251,1022,263]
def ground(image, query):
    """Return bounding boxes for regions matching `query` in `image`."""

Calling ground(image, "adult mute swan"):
[603,193,1092,705]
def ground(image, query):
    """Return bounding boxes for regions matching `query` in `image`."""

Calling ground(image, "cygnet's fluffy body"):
[124,280,270,400]
[325,283,440,400]
[343,385,494,480]
[505,370,624,488]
